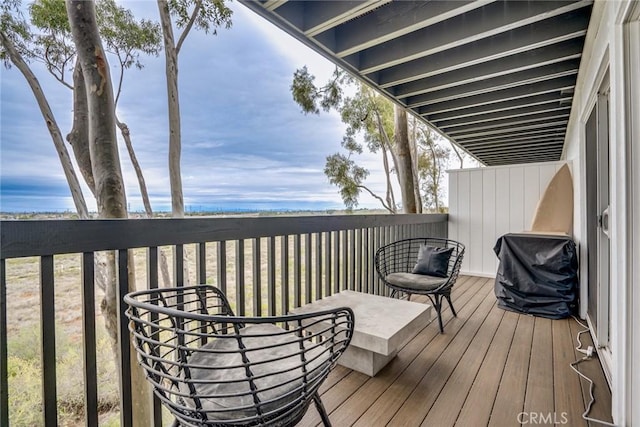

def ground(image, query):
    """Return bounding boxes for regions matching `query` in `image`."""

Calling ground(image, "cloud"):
[0,0,392,213]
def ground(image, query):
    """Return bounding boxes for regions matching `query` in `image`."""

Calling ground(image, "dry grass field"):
[5,238,318,425]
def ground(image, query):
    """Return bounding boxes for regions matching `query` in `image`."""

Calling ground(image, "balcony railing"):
[0,213,447,426]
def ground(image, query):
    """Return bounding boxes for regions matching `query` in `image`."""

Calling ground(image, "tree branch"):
[175,0,202,55]
[357,184,394,213]
[449,139,464,169]
[0,29,89,218]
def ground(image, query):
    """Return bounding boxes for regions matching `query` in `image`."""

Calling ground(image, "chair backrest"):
[375,237,465,283]
[125,285,354,426]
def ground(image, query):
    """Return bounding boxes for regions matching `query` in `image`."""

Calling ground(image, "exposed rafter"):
[240,0,594,166]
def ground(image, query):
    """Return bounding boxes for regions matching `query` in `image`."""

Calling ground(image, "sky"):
[0,1,447,213]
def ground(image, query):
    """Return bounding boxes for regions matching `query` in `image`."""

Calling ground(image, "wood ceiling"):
[239,0,593,166]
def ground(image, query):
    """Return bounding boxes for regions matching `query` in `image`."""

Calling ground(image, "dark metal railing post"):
[117,250,133,427]
[40,255,57,426]
[281,236,290,315]
[267,237,276,316]
[217,241,227,295]
[147,247,163,426]
[293,235,301,308]
[81,253,98,426]
[0,259,8,427]
[236,240,245,315]
[252,239,261,316]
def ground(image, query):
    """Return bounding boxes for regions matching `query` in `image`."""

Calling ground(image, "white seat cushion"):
[386,272,448,291]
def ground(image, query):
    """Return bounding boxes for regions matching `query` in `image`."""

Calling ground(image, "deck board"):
[454,310,519,426]
[353,278,491,427]
[552,318,588,426]
[386,286,496,426]
[318,275,479,427]
[523,317,555,426]
[297,276,612,427]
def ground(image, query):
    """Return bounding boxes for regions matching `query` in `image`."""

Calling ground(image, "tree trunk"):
[157,0,185,218]
[393,105,417,213]
[116,118,153,215]
[379,143,396,213]
[0,30,89,218]
[408,119,422,213]
[66,1,151,425]
[67,59,96,197]
[450,139,464,169]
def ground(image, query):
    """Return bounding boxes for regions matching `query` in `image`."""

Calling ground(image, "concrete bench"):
[289,290,432,376]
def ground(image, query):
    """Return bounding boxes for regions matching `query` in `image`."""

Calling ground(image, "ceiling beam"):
[454,127,568,145]
[480,151,563,162]
[374,9,590,88]
[263,0,287,12]
[403,60,579,107]
[344,0,591,74]
[470,143,565,155]
[434,105,572,129]
[446,113,570,135]
[461,134,566,149]
[312,0,492,57]
[392,40,583,98]
[416,75,576,115]
[483,155,562,165]
[304,1,391,37]
[453,120,569,140]
[425,93,573,122]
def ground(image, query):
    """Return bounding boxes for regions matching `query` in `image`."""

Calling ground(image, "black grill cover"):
[493,233,578,319]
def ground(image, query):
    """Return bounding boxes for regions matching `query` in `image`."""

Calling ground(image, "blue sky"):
[1,1,392,213]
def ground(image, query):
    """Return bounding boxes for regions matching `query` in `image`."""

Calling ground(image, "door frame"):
[579,55,612,382]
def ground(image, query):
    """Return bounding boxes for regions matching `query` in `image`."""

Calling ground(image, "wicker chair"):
[375,238,465,333]
[125,285,354,427]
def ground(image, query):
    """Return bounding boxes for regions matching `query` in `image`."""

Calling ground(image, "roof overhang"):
[239,0,593,166]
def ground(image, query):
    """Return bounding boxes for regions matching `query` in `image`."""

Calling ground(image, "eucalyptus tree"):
[27,0,162,214]
[155,0,232,217]
[66,1,152,423]
[291,66,420,213]
[417,127,450,212]
[0,0,89,217]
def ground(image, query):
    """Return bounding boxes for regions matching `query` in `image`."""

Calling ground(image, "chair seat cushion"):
[179,323,329,420]
[386,272,448,291]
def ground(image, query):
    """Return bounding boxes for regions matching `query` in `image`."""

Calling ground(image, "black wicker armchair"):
[125,285,354,427]
[375,238,465,333]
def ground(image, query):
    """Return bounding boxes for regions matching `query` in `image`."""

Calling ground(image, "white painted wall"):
[556,0,639,424]
[447,161,566,277]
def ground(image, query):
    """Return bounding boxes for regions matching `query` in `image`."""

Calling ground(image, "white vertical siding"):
[447,160,567,277]
[481,169,497,273]
[457,171,471,273]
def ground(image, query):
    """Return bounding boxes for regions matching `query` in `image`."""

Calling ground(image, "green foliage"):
[168,0,233,34]
[28,0,75,83]
[97,0,162,70]
[0,0,34,66]
[292,66,399,210]
[29,0,69,32]
[324,153,368,210]
[291,66,347,115]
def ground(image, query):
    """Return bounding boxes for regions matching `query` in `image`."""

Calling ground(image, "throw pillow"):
[412,244,453,278]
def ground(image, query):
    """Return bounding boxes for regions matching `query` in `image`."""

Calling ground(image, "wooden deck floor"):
[299,276,613,427]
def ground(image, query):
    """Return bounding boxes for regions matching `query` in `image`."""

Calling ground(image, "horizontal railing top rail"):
[0,213,448,259]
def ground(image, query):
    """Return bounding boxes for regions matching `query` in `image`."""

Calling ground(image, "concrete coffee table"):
[290,290,432,376]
